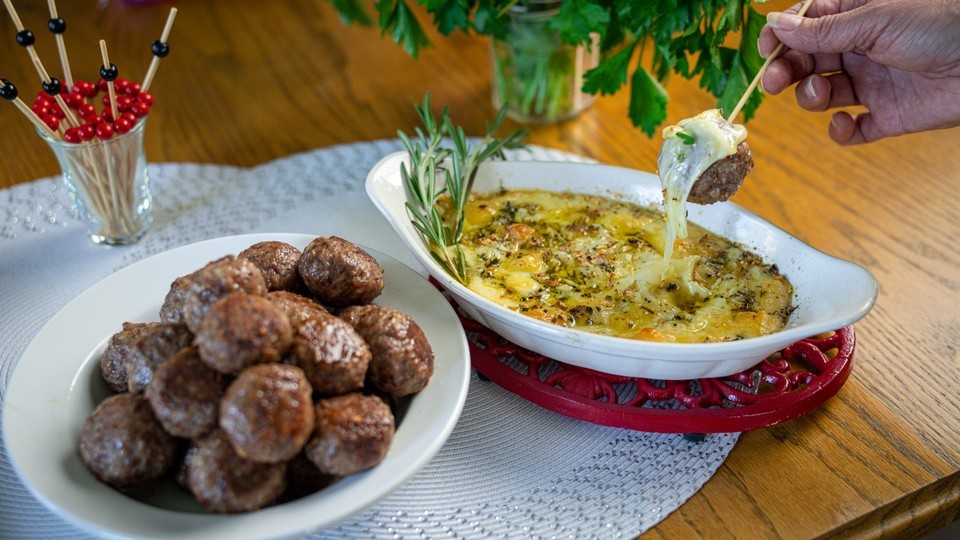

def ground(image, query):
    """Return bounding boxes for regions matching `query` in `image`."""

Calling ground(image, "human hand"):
[759,0,960,145]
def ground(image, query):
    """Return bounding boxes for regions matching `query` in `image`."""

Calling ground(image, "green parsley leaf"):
[424,0,470,35]
[582,39,638,96]
[629,65,668,137]
[331,0,373,26]
[375,0,430,58]
[550,0,610,45]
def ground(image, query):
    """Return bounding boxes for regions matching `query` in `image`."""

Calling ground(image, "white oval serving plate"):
[2,233,470,540]
[366,151,878,380]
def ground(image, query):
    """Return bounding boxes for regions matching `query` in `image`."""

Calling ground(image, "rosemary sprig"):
[398,93,527,284]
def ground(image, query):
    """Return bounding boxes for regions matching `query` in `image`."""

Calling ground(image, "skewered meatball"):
[194,293,293,375]
[289,315,371,395]
[339,305,434,396]
[79,393,177,487]
[266,290,329,329]
[305,393,394,476]
[181,255,268,333]
[187,429,287,513]
[220,364,315,464]
[159,275,192,324]
[126,323,193,393]
[100,322,157,393]
[145,347,228,439]
[298,236,384,307]
[688,141,754,205]
[240,241,305,292]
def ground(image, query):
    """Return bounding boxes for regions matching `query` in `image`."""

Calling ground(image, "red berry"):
[49,102,65,119]
[64,127,82,143]
[114,78,129,94]
[42,114,60,131]
[131,101,150,118]
[102,108,116,122]
[73,80,97,98]
[136,92,154,106]
[120,112,136,125]
[36,91,50,102]
[78,103,96,119]
[95,122,114,140]
[116,95,134,112]
[85,114,103,125]
[63,92,84,109]
[102,94,112,106]
[78,124,96,141]
[97,78,109,92]
[125,82,141,96]
[31,102,50,116]
[114,116,133,134]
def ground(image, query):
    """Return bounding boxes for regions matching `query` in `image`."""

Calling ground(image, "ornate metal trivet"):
[458,314,856,434]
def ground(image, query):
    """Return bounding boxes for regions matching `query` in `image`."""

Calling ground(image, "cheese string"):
[727,0,817,123]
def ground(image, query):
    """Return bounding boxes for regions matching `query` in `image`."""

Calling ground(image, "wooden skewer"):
[47,0,73,90]
[727,0,817,124]
[2,0,81,128]
[141,7,178,93]
[99,40,119,122]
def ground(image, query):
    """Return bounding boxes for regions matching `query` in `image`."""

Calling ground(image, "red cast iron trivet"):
[455,310,856,435]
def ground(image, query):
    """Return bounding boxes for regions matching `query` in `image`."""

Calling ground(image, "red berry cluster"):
[31,78,154,143]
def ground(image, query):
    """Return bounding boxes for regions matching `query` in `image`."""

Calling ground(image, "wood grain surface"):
[1,0,958,538]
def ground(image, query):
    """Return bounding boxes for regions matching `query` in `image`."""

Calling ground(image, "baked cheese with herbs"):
[446,189,794,343]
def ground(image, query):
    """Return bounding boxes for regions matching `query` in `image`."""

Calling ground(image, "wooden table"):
[1,0,958,538]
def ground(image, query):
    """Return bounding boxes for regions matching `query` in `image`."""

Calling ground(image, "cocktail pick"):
[141,7,177,93]
[99,39,119,122]
[727,0,816,124]
[46,0,73,90]
[1,0,80,128]
[1,78,59,139]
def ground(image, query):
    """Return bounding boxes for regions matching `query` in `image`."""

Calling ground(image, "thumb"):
[767,9,880,54]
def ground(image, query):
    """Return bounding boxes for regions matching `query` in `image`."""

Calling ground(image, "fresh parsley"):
[676,131,696,145]
[332,0,772,135]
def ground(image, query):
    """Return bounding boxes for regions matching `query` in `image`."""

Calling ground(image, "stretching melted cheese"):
[658,109,747,264]
[449,190,793,343]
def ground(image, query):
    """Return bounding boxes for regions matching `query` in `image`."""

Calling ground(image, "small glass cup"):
[491,0,600,124]
[38,119,152,245]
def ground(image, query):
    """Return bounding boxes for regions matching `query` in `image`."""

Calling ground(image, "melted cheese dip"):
[658,109,747,264]
[450,189,793,343]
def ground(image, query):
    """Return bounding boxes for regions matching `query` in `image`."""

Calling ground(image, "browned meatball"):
[305,393,394,476]
[220,364,315,464]
[145,347,228,439]
[266,290,329,329]
[240,241,305,292]
[181,255,268,333]
[126,323,193,393]
[289,315,371,395]
[79,393,177,487]
[194,293,293,375]
[339,305,434,396]
[99,322,157,393]
[688,141,754,205]
[187,429,287,513]
[281,452,339,502]
[298,236,384,307]
[159,275,191,324]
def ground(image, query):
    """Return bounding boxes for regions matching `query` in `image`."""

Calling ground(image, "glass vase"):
[491,1,600,124]
[38,119,152,245]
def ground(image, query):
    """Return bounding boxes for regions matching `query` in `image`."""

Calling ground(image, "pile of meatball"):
[79,236,435,513]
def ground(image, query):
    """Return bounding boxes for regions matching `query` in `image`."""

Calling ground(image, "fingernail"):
[757,37,767,58]
[767,12,801,30]
[804,77,818,100]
